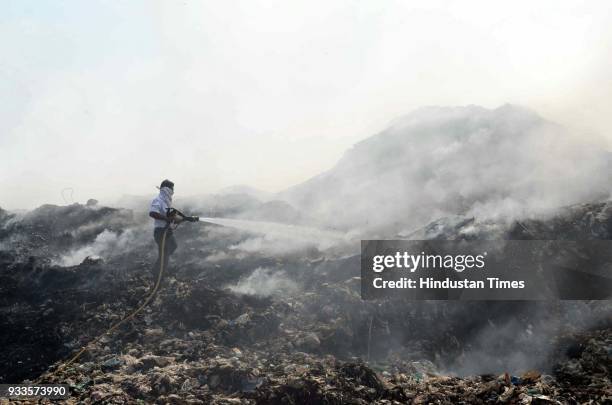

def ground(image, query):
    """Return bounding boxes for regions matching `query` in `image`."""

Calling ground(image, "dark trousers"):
[153,227,178,278]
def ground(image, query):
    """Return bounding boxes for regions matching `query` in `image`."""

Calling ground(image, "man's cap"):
[160,179,174,190]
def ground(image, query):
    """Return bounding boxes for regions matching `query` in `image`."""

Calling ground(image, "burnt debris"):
[0,202,610,403]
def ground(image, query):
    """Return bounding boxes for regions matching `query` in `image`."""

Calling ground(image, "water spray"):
[198,217,345,241]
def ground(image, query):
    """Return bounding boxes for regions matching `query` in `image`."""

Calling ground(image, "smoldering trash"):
[0,201,610,404]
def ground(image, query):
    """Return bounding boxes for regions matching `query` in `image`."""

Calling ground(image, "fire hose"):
[38,209,199,382]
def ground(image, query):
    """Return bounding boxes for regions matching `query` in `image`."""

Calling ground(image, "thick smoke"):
[444,300,612,375]
[3,104,610,382]
[281,105,612,234]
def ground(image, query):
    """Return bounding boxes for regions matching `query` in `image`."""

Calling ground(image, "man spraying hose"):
[149,179,180,278]
[36,180,200,381]
[148,179,200,279]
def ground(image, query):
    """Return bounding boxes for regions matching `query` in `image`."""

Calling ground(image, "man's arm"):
[149,211,182,223]
[149,211,169,222]
[150,197,171,223]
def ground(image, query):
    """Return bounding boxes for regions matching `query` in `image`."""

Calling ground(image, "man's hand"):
[166,211,182,224]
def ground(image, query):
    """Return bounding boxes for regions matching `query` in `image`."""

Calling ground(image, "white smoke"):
[444,300,612,375]
[281,105,612,233]
[227,267,298,297]
[55,228,142,267]
[204,250,230,263]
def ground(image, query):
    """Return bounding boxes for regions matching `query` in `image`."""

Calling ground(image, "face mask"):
[160,187,174,198]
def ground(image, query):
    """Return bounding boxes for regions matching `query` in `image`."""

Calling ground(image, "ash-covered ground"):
[0,199,610,404]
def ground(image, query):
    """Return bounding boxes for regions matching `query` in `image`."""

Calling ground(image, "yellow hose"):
[38,226,170,382]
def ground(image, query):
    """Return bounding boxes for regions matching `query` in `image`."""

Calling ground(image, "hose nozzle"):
[166,208,199,223]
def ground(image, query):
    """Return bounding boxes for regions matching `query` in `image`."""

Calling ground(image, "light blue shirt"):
[149,187,173,228]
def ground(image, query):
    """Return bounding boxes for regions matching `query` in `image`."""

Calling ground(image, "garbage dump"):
[0,202,610,403]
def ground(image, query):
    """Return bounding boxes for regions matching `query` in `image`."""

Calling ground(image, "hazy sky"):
[2,0,612,209]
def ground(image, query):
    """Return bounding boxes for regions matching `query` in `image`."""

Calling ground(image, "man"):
[149,179,181,278]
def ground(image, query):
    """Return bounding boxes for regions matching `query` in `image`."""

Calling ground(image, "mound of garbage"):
[0,202,610,403]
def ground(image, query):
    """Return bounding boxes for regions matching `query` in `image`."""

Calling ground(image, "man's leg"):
[152,228,178,280]
[163,232,178,276]
[152,228,164,278]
